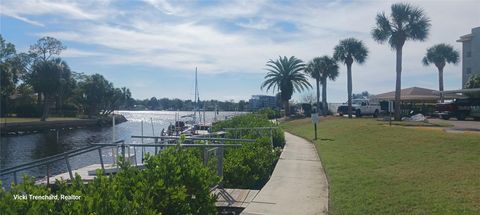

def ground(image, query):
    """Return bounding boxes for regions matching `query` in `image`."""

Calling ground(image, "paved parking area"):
[430,118,480,131]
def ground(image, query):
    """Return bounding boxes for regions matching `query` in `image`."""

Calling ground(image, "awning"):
[371,87,467,102]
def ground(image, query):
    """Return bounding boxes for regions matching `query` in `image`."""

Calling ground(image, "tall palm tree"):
[261,56,311,117]
[372,3,431,120]
[422,43,459,102]
[333,38,368,118]
[306,56,339,116]
[305,57,322,114]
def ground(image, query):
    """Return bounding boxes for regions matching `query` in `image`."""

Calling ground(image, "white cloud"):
[3,0,479,101]
[143,0,182,15]
[61,48,102,57]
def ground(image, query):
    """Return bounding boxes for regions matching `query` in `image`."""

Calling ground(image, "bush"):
[213,113,285,148]
[212,113,285,189]
[0,146,219,215]
[14,104,42,117]
[51,103,78,117]
[256,108,282,119]
[223,137,281,189]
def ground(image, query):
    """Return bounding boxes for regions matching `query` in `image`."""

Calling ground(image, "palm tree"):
[305,58,322,114]
[261,56,311,117]
[305,56,339,116]
[372,3,431,120]
[333,38,368,118]
[422,43,459,102]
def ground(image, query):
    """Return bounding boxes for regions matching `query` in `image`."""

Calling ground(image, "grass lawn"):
[380,120,453,127]
[281,117,480,214]
[0,117,80,123]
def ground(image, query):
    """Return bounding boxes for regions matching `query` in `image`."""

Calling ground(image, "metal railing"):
[1,136,252,188]
[0,140,124,185]
[223,127,277,147]
[130,135,253,186]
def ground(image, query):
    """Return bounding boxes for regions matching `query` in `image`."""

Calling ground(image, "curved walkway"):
[242,132,329,215]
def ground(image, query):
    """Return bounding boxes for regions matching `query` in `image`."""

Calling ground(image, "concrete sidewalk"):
[241,132,329,215]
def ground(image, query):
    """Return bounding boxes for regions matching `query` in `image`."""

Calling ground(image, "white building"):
[457,26,480,88]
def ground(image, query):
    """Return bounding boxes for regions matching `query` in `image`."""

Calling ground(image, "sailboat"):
[168,67,206,136]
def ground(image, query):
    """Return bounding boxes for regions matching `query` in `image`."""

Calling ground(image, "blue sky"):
[1,0,479,102]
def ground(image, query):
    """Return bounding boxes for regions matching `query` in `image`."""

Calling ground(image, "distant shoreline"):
[0,115,127,136]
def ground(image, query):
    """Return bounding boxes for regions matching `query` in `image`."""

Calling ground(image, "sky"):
[1,0,479,102]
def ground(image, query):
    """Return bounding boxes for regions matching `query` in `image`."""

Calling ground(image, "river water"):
[0,111,241,186]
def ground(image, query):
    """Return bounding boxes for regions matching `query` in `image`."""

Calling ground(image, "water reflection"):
[0,111,241,186]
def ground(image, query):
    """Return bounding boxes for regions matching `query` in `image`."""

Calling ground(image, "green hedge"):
[213,113,284,189]
[14,104,42,117]
[256,108,282,119]
[213,113,285,148]
[0,146,219,215]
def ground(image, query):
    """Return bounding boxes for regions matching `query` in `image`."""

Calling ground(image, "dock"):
[214,188,260,210]
[35,163,116,185]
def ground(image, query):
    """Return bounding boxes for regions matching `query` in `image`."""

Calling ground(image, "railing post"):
[217,140,224,188]
[133,146,138,166]
[98,148,105,173]
[203,146,209,166]
[64,155,74,180]
[155,137,158,155]
[13,172,17,184]
[46,163,50,185]
[270,128,274,147]
[127,146,131,164]
[121,143,126,161]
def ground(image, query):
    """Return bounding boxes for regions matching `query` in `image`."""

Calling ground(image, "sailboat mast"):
[194,67,199,123]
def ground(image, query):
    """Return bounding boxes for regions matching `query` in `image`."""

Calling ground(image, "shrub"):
[223,137,281,189]
[51,103,78,117]
[212,113,285,189]
[0,146,219,215]
[213,113,285,148]
[14,104,42,117]
[256,108,282,119]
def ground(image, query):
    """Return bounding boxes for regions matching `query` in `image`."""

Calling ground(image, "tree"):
[305,58,322,114]
[464,74,480,98]
[333,38,368,118]
[120,87,132,109]
[422,43,459,102]
[261,56,311,117]
[26,58,71,121]
[78,74,112,118]
[352,91,371,99]
[372,3,431,120]
[300,92,315,105]
[0,35,17,116]
[24,36,66,108]
[305,56,339,115]
[29,36,66,62]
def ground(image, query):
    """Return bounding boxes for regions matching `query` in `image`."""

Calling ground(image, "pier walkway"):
[242,132,329,215]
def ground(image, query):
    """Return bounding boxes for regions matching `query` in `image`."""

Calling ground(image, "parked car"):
[337,99,381,117]
[435,98,480,120]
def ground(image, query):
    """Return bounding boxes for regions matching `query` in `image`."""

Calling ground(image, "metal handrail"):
[223,127,278,130]
[0,140,124,185]
[91,143,242,147]
[223,127,277,147]
[0,139,124,174]
[131,135,256,142]
[0,146,103,176]
[1,136,249,187]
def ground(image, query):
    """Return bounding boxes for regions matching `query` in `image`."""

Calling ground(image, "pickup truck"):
[435,98,480,120]
[337,99,381,118]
